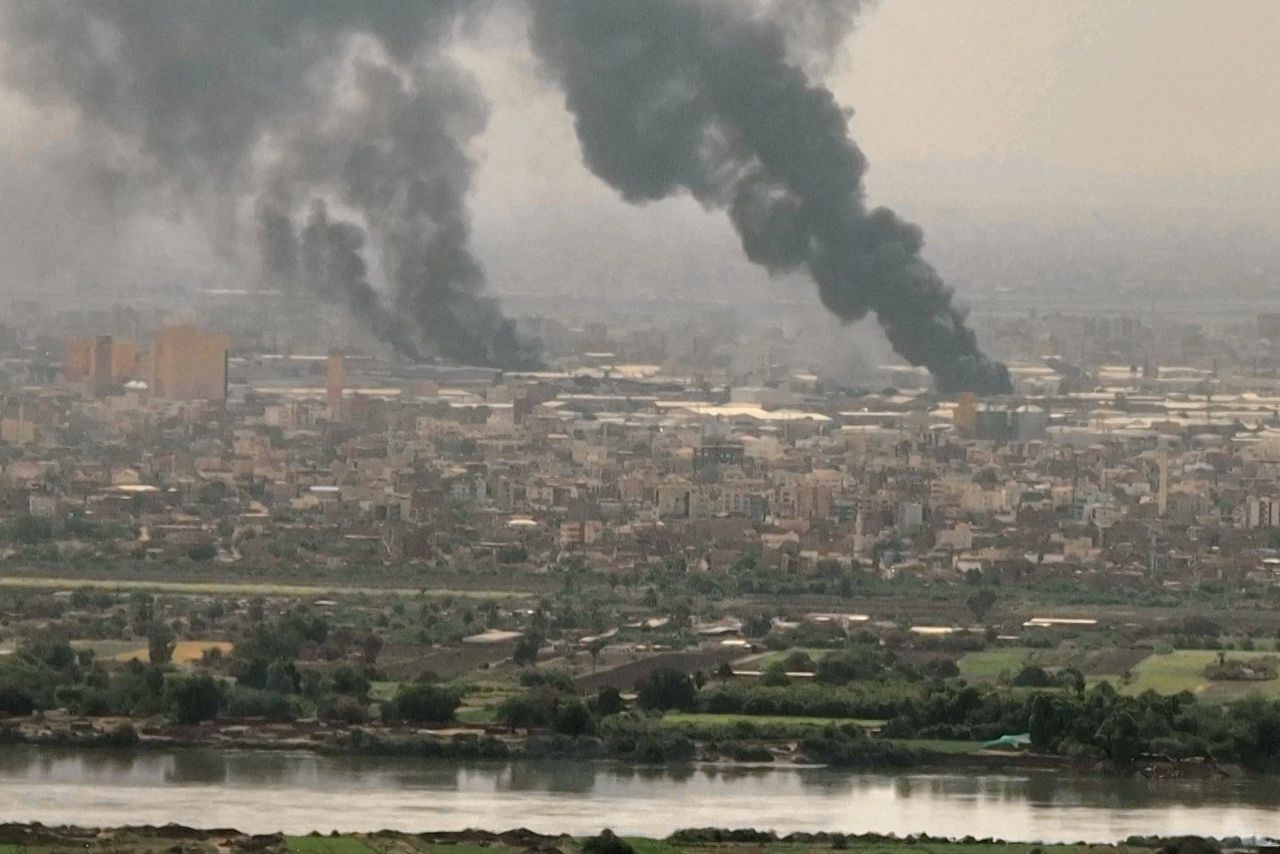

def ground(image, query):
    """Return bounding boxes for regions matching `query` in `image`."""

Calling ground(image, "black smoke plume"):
[528,0,1010,394]
[0,1,539,369]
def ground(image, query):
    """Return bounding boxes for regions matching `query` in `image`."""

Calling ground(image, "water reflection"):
[4,745,1279,841]
[166,748,229,784]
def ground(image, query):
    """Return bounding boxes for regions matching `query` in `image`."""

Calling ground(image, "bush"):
[800,734,921,768]
[519,669,575,691]
[581,830,634,854]
[224,687,296,722]
[326,695,369,725]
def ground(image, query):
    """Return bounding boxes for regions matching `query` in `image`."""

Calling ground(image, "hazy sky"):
[463,0,1280,214]
[1,0,1278,299]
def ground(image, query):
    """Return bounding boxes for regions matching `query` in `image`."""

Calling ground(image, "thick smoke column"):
[258,192,424,361]
[0,1,538,369]
[528,0,1011,393]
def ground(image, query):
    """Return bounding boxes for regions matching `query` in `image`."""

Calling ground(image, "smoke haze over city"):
[0,1,1278,388]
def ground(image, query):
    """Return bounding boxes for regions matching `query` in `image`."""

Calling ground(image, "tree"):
[165,673,223,724]
[760,662,790,687]
[331,665,371,698]
[388,683,460,725]
[595,686,625,717]
[1028,694,1058,752]
[554,699,596,736]
[816,648,882,685]
[966,588,998,624]
[588,638,606,673]
[6,515,52,545]
[147,622,174,666]
[187,543,217,561]
[636,668,696,712]
[784,651,816,672]
[1097,709,1143,764]
[496,690,557,730]
[513,633,541,668]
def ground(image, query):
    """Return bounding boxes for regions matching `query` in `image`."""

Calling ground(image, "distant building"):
[63,337,92,382]
[90,335,114,398]
[150,325,229,401]
[693,441,745,476]
[326,352,344,413]
[1011,405,1048,442]
[111,339,138,383]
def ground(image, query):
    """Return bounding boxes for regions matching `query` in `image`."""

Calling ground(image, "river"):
[2,746,1277,842]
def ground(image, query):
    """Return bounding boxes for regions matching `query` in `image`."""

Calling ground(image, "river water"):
[2,746,1277,842]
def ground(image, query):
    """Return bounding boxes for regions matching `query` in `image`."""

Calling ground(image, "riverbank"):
[0,823,1271,854]
[0,711,1244,779]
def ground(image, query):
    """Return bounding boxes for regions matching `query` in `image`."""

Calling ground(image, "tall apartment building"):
[326,352,344,412]
[150,325,229,401]
[66,336,139,393]
[89,335,114,398]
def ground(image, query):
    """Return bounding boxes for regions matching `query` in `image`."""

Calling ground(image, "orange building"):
[65,336,139,395]
[326,352,344,411]
[953,392,977,437]
[111,340,138,382]
[63,338,92,382]
[150,325,229,401]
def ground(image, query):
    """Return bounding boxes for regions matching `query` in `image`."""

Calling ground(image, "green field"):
[286,838,376,854]
[1113,650,1280,700]
[0,828,1180,854]
[369,681,401,702]
[660,712,884,730]
[621,840,685,854]
[750,648,833,669]
[956,647,1036,681]
[456,706,498,724]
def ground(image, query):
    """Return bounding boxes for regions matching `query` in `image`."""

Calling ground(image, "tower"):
[326,352,344,414]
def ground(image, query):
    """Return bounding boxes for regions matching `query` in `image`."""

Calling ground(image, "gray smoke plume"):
[528,0,1011,394]
[257,192,424,361]
[0,0,539,368]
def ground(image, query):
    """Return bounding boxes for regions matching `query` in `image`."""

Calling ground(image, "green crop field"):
[1112,650,1280,700]
[956,647,1036,681]
[660,712,884,730]
[622,840,685,854]
[287,837,378,854]
[369,681,401,702]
